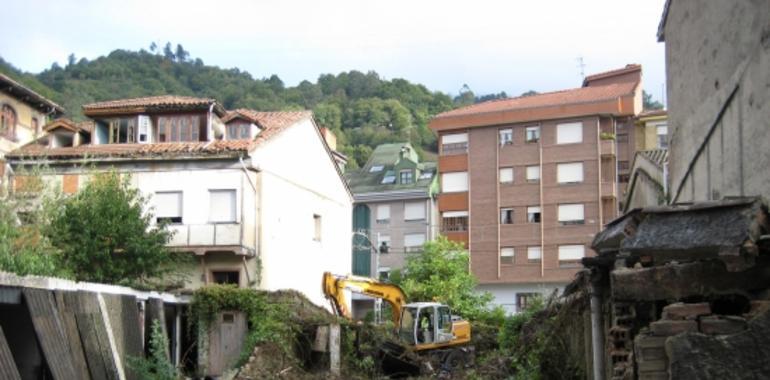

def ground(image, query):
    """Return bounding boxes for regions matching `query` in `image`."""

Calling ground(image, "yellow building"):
[0,73,64,160]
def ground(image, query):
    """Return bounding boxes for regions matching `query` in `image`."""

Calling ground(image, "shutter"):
[527,246,542,260]
[404,201,426,220]
[154,192,182,218]
[558,245,585,260]
[442,172,468,192]
[442,211,469,218]
[404,233,425,247]
[558,204,584,222]
[442,133,468,144]
[526,166,540,181]
[500,247,514,264]
[377,204,390,221]
[557,122,583,144]
[557,162,584,183]
[499,168,514,183]
[209,190,236,222]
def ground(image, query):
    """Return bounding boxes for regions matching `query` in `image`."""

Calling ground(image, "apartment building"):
[429,65,643,313]
[6,95,352,307]
[345,142,438,317]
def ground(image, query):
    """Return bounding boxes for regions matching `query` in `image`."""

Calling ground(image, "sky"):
[1,0,668,102]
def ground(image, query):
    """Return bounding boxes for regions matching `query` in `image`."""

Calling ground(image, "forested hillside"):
[1,45,484,167]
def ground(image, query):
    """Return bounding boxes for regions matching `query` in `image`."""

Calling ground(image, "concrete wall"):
[664,0,770,203]
[250,119,352,307]
[0,92,49,157]
[477,282,565,315]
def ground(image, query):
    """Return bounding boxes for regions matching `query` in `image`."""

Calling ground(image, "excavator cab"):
[399,303,456,349]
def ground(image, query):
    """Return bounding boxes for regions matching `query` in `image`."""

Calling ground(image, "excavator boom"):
[322,271,408,324]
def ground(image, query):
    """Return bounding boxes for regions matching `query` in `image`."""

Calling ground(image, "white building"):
[7,96,352,307]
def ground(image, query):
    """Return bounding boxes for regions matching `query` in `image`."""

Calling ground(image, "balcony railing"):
[167,223,243,247]
[441,142,468,155]
[600,139,616,156]
[441,217,468,232]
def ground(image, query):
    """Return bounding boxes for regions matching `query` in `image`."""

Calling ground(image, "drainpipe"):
[590,270,605,380]
[207,103,215,141]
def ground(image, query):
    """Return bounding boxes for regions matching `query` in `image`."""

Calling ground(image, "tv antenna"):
[576,56,586,79]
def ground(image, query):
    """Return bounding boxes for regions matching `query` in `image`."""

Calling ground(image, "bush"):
[128,319,177,380]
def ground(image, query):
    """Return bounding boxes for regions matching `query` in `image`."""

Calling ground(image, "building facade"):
[0,73,64,183]
[7,96,352,307]
[621,110,669,212]
[658,0,770,203]
[429,65,643,313]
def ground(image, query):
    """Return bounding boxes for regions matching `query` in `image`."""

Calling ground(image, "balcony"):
[600,138,616,157]
[601,181,617,198]
[440,142,468,156]
[167,223,250,253]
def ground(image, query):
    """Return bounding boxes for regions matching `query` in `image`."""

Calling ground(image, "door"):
[352,205,371,276]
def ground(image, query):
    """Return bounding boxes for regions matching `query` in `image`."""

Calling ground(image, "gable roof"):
[42,118,94,134]
[82,95,226,117]
[223,109,312,130]
[0,73,64,115]
[582,64,641,87]
[7,110,312,161]
[345,142,437,196]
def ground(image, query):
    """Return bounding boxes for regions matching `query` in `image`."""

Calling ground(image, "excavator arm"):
[322,272,408,324]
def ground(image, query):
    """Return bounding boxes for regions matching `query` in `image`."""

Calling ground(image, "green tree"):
[47,171,175,285]
[391,236,495,321]
[643,90,664,110]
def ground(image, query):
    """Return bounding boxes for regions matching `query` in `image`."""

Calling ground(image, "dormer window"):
[400,170,413,184]
[108,118,137,144]
[381,171,396,184]
[369,165,384,173]
[157,115,203,143]
[418,170,433,180]
[226,122,251,140]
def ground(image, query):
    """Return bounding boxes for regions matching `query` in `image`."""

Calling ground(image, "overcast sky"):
[1,0,668,102]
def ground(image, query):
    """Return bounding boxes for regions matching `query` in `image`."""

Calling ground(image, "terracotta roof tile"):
[224,109,312,130]
[434,82,637,120]
[582,64,641,86]
[43,118,94,133]
[82,95,226,117]
[0,73,64,114]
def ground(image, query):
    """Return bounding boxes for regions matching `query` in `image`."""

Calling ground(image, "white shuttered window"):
[526,166,540,181]
[527,246,542,261]
[557,122,583,144]
[500,247,514,264]
[442,133,468,144]
[442,172,469,192]
[209,189,237,223]
[377,204,391,222]
[499,168,514,183]
[154,191,182,223]
[557,162,584,183]
[558,245,585,261]
[404,233,426,248]
[558,204,585,223]
[404,201,426,221]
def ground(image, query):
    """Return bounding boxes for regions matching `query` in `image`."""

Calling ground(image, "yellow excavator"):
[322,272,471,352]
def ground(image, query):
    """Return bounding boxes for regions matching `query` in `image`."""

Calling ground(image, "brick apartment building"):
[429,65,643,313]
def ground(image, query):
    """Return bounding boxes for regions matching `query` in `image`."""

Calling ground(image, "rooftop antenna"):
[576,56,586,79]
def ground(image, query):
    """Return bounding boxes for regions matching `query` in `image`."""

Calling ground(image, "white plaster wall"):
[477,282,566,315]
[251,119,352,307]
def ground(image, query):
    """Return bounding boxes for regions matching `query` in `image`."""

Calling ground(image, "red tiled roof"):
[434,81,637,120]
[582,64,641,86]
[638,109,667,118]
[7,111,311,160]
[82,95,226,117]
[43,118,94,133]
[223,109,312,130]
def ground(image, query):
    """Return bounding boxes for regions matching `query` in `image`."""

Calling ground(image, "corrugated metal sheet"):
[0,325,21,380]
[102,294,143,380]
[0,287,21,305]
[145,297,170,359]
[22,288,79,380]
[73,291,120,380]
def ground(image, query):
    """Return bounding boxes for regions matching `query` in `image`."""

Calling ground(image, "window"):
[656,125,668,149]
[418,170,434,180]
[404,201,425,221]
[500,247,514,265]
[556,122,582,144]
[154,191,183,224]
[370,165,384,173]
[1,104,16,139]
[108,118,137,143]
[378,235,390,254]
[499,168,514,184]
[209,189,236,223]
[378,267,391,281]
[157,115,202,142]
[376,204,391,223]
[499,128,513,146]
[212,271,240,286]
[500,208,514,224]
[527,206,541,223]
[441,133,468,155]
[525,126,540,143]
[442,172,468,192]
[558,245,585,266]
[618,161,630,171]
[616,133,629,143]
[32,117,39,136]
[557,162,584,183]
[404,233,425,252]
[313,214,322,241]
[558,204,585,225]
[442,211,468,232]
[400,170,414,184]
[619,174,630,183]
[527,246,542,262]
[381,170,396,184]
[517,293,537,311]
[526,166,540,182]
[226,122,251,140]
